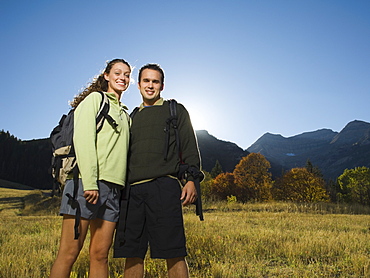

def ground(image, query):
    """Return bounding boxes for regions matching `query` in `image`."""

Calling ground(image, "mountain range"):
[195,130,249,172]
[247,120,370,180]
[1,119,369,189]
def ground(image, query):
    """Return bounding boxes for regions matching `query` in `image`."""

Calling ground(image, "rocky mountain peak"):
[330,120,370,146]
[247,120,370,179]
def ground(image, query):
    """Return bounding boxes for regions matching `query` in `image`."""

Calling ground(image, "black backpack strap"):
[96,91,118,132]
[164,99,182,161]
[65,165,81,239]
[170,100,182,162]
[113,182,131,249]
[186,166,205,221]
[165,99,204,221]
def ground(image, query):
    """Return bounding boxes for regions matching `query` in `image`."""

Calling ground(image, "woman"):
[50,58,131,278]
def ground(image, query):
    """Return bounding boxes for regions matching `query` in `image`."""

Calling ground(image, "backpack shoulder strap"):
[169,99,177,119]
[164,99,182,162]
[96,91,118,132]
[168,99,204,221]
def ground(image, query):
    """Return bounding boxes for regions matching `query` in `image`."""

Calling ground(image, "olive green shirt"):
[128,98,201,184]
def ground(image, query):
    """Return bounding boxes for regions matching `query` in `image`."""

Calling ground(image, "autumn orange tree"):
[233,153,273,202]
[273,167,329,202]
[210,172,236,200]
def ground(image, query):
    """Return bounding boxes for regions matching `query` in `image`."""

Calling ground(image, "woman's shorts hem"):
[59,179,122,222]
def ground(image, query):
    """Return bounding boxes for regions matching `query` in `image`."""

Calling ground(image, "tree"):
[305,159,323,178]
[200,171,214,201]
[326,178,340,203]
[273,167,329,202]
[233,153,272,202]
[0,132,52,189]
[210,160,223,178]
[337,167,370,205]
[210,172,236,200]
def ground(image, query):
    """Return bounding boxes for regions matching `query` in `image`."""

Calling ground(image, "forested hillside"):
[0,131,52,189]
[0,130,247,189]
[2,120,370,189]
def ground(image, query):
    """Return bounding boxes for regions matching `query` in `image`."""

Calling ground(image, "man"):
[114,64,202,278]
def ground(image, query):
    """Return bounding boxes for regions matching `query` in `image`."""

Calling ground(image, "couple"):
[49,59,201,278]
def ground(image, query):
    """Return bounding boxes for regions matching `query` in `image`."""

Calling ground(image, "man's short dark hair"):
[138,64,165,85]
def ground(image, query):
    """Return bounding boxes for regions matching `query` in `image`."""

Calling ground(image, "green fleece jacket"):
[73,91,130,191]
[128,98,201,184]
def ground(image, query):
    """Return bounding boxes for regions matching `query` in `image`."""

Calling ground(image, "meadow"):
[0,187,369,277]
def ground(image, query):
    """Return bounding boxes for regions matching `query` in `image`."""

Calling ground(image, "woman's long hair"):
[70,58,131,108]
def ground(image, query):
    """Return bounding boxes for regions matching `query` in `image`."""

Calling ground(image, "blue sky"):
[1,0,369,149]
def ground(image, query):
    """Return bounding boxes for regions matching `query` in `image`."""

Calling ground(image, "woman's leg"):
[49,215,90,278]
[88,218,117,278]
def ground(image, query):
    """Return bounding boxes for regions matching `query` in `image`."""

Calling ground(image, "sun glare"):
[189,109,207,131]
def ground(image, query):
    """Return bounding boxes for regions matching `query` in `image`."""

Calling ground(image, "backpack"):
[50,91,118,239]
[131,99,204,220]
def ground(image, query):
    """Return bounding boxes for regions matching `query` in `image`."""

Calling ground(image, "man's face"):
[138,69,164,106]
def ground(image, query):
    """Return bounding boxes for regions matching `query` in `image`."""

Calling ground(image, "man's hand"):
[83,190,99,204]
[180,181,197,206]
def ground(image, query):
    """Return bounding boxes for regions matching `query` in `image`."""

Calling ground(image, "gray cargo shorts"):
[60,179,122,222]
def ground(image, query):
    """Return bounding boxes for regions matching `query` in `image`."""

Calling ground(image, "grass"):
[184,208,370,277]
[0,187,35,216]
[0,188,370,277]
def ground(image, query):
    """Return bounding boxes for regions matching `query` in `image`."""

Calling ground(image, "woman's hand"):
[83,190,99,204]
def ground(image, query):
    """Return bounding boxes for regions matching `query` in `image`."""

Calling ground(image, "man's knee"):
[166,256,185,264]
[125,257,144,267]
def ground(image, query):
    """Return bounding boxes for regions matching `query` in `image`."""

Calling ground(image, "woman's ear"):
[104,72,109,81]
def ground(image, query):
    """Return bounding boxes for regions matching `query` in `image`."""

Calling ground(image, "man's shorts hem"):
[151,248,188,259]
[113,248,187,260]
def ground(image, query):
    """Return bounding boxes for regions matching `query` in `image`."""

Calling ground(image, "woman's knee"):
[56,246,81,265]
[89,246,109,263]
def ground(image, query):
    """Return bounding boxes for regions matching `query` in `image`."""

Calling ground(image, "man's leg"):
[89,218,117,278]
[124,257,145,278]
[166,257,189,278]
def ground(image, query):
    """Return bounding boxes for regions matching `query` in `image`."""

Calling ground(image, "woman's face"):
[104,62,131,96]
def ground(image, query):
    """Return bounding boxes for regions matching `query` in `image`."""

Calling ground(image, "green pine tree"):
[211,160,223,178]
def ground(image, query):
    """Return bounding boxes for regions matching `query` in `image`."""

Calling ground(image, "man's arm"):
[177,104,204,220]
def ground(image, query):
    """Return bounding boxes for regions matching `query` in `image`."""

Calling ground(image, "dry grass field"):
[0,187,369,277]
